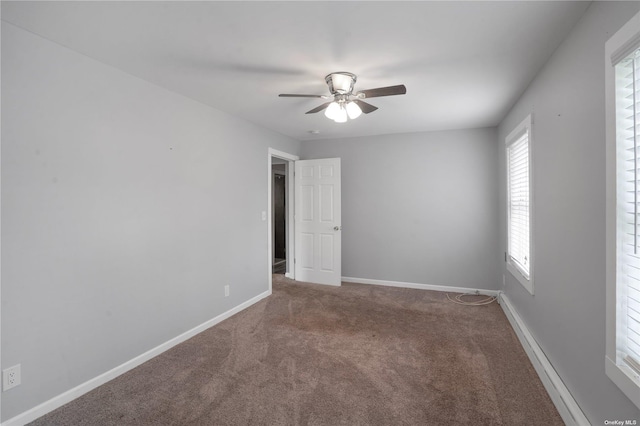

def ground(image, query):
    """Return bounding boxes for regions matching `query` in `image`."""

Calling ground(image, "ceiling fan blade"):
[354,100,378,114]
[279,94,328,99]
[305,102,333,114]
[357,84,406,98]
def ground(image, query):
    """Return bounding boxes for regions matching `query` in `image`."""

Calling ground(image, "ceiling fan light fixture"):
[325,101,340,120]
[346,101,362,119]
[333,105,348,123]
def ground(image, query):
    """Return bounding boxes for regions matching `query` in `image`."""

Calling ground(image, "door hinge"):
[504,252,507,262]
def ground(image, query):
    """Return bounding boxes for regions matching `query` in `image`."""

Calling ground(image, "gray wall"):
[7,1,639,422]
[1,23,299,421]
[301,128,500,290]
[497,2,640,423]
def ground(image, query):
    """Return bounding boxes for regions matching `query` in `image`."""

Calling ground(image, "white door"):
[295,158,341,286]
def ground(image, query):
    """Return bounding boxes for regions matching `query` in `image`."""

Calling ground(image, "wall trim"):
[1,290,272,426]
[499,293,590,426]
[4,283,588,426]
[341,276,499,297]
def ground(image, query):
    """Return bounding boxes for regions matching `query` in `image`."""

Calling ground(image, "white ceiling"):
[2,1,590,141]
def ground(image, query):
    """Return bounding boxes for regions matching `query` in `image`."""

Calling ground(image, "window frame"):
[506,114,534,295]
[605,9,640,410]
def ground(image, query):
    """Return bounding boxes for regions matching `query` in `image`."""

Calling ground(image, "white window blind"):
[616,47,640,370]
[507,129,531,279]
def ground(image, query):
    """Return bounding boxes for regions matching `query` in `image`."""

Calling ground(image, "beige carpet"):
[29,275,562,425]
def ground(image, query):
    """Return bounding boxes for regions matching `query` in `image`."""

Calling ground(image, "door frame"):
[268,148,299,293]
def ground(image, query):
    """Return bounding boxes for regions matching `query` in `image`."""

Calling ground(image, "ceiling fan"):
[279,72,406,123]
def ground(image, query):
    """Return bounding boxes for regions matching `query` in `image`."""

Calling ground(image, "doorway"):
[267,149,342,290]
[268,148,298,293]
[272,162,287,274]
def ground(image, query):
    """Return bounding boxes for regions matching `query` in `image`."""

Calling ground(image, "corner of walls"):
[301,128,501,293]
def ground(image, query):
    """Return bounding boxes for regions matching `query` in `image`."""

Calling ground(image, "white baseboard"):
[5,284,586,426]
[499,293,590,426]
[2,290,272,426]
[342,276,500,297]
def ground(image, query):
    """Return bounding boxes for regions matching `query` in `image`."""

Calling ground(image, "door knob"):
[334,226,342,231]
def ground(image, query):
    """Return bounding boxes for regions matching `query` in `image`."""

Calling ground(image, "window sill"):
[606,356,640,410]
[507,261,534,295]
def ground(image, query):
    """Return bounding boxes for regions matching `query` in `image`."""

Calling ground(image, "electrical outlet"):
[224,285,230,297]
[3,364,21,391]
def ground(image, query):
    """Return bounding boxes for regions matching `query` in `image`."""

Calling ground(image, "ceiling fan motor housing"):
[325,72,357,95]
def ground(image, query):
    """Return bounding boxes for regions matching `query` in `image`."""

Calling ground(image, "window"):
[605,9,640,409]
[506,114,534,294]
[616,47,640,369]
